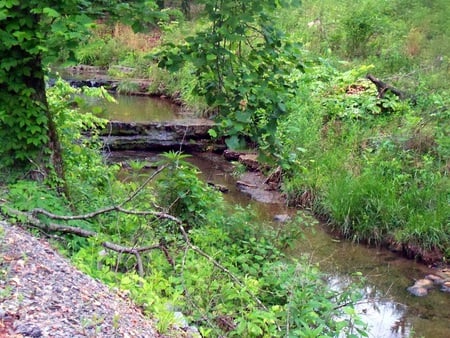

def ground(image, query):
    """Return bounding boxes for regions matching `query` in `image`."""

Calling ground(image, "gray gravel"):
[0,221,162,337]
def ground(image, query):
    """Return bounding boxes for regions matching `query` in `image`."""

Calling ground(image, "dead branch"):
[31,165,167,221]
[3,204,272,318]
[366,73,407,100]
[2,206,163,278]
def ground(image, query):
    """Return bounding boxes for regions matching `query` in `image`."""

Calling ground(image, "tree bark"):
[28,55,68,194]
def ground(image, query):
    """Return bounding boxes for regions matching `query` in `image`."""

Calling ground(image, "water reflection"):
[328,274,412,338]
[96,95,182,122]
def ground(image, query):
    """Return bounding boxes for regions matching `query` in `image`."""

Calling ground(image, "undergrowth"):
[0,80,367,337]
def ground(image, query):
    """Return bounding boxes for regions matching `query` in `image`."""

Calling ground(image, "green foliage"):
[157,0,303,153]
[0,2,48,168]
[47,78,120,207]
[155,151,222,225]
[0,0,99,173]
[5,180,69,216]
[3,79,368,336]
[116,80,141,94]
[279,0,450,91]
[340,0,388,58]
[75,38,127,67]
[275,57,449,256]
[72,201,366,337]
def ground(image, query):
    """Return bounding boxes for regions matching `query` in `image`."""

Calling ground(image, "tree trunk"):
[0,5,69,196]
[26,56,65,184]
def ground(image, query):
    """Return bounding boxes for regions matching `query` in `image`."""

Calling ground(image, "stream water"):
[97,95,183,122]
[106,95,449,337]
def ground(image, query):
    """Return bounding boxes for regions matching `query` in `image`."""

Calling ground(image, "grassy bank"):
[275,0,449,261]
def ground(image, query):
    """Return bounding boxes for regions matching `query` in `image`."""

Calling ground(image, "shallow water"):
[97,95,183,122]
[108,94,450,337]
[186,151,450,338]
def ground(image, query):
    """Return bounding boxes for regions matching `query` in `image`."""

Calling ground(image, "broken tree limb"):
[366,73,407,100]
[30,164,168,222]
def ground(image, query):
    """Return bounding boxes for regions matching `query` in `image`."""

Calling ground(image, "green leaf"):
[1,0,19,9]
[207,128,217,138]
[42,7,60,18]
[225,135,247,150]
[235,110,251,123]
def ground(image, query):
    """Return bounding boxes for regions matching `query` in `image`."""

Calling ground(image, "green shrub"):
[76,38,127,67]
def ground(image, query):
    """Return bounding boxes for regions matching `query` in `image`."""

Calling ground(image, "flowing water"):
[109,95,450,337]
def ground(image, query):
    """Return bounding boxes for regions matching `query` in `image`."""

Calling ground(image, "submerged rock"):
[425,274,444,285]
[441,281,450,293]
[407,279,434,296]
[406,273,450,297]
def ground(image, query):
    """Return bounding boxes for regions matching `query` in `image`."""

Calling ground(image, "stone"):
[238,154,260,171]
[407,286,428,297]
[14,323,42,337]
[99,120,216,152]
[273,214,291,223]
[414,278,434,289]
[223,149,242,161]
[425,274,444,285]
[441,281,450,293]
[407,278,434,297]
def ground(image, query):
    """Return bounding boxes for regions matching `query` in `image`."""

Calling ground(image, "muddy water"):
[97,95,183,122]
[107,95,450,337]
[83,94,183,122]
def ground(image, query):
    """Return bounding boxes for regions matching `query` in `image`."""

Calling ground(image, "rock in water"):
[407,278,434,297]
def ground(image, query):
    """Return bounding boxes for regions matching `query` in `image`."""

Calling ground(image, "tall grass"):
[278,0,450,92]
[277,49,449,259]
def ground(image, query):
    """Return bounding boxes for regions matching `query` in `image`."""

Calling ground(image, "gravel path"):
[0,221,162,337]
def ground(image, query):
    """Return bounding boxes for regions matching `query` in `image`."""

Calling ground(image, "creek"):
[101,94,450,337]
